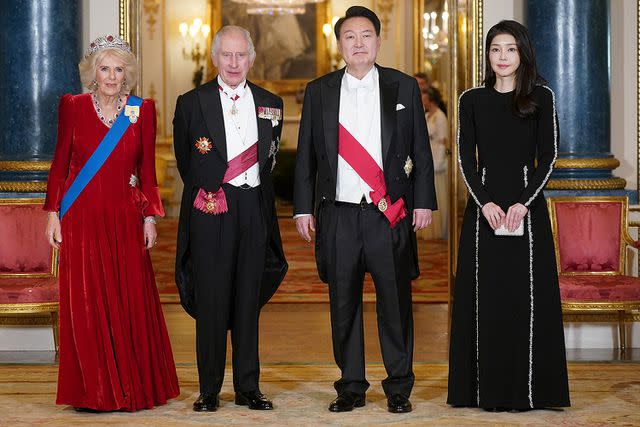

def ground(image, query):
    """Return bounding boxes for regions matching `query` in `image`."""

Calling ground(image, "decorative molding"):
[563,302,640,312]
[0,302,58,315]
[0,181,47,192]
[546,177,627,190]
[143,0,160,40]
[375,0,395,39]
[0,161,51,171]
[554,157,621,170]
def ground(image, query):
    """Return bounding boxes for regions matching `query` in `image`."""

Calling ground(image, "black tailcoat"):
[293,65,437,281]
[173,79,288,318]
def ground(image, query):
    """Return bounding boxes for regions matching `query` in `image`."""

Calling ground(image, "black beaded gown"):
[447,85,570,409]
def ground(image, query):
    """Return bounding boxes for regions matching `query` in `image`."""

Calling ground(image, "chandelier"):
[231,0,325,15]
[421,2,449,61]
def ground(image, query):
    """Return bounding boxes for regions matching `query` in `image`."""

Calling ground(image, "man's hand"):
[481,202,506,230]
[505,203,528,232]
[295,215,316,242]
[412,208,432,232]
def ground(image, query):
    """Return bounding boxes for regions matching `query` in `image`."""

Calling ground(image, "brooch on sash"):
[404,156,413,177]
[258,106,282,127]
[377,198,388,212]
[124,105,139,123]
[195,137,212,154]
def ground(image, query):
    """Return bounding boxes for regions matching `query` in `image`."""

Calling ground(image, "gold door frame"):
[413,0,483,309]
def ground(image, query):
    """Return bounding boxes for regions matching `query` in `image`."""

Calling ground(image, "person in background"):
[419,86,449,240]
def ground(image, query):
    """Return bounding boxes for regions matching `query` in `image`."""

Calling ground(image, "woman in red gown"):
[44,35,179,411]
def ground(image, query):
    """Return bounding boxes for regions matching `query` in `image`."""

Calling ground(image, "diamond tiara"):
[84,34,132,59]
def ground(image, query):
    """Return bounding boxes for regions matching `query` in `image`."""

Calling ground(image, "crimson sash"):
[338,124,406,228]
[193,142,258,214]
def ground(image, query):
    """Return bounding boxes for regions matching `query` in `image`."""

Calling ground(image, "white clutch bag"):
[494,220,524,236]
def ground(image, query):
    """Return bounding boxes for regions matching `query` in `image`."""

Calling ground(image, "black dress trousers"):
[319,201,415,397]
[189,184,266,394]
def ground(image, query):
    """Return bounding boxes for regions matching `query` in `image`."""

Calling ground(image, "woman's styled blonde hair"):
[78,48,138,92]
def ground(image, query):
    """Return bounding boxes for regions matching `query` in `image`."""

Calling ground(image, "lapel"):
[321,68,345,178]
[249,81,273,172]
[196,79,227,162]
[377,65,398,166]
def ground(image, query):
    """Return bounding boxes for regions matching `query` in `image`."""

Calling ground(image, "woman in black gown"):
[447,20,570,411]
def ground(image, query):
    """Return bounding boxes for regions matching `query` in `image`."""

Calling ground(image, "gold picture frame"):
[208,0,331,95]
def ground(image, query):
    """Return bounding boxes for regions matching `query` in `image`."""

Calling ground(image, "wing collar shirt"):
[336,66,382,203]
[218,76,260,187]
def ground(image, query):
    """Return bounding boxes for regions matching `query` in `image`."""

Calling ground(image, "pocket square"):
[396,103,405,111]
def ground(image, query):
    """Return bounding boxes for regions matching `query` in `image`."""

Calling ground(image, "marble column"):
[525,0,627,194]
[0,0,82,193]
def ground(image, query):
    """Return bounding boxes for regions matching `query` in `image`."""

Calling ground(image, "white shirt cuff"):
[293,214,312,219]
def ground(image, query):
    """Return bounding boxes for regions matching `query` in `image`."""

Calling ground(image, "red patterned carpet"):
[151,217,448,304]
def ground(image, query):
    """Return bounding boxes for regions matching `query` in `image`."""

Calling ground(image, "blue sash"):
[59,95,143,218]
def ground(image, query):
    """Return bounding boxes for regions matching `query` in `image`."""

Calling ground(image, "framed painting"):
[209,0,331,94]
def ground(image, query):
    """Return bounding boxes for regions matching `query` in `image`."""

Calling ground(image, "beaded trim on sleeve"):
[456,86,485,208]
[523,86,558,207]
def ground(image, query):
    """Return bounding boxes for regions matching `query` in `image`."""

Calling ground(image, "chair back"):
[0,198,57,278]
[548,196,627,276]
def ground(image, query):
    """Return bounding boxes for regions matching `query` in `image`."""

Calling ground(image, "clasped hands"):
[295,208,432,242]
[481,202,527,232]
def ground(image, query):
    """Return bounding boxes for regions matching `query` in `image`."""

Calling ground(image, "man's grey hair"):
[211,25,256,61]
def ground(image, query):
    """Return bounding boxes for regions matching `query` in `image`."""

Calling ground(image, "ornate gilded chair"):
[0,198,59,354]
[548,196,640,352]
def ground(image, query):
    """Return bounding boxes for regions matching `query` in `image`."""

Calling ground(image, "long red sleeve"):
[138,99,165,217]
[44,94,75,212]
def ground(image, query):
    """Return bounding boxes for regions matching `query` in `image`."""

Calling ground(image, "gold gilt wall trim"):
[0,161,51,171]
[563,302,640,312]
[0,302,58,316]
[143,0,160,40]
[546,177,627,190]
[554,157,621,170]
[0,181,47,192]
[563,312,640,323]
[375,0,395,40]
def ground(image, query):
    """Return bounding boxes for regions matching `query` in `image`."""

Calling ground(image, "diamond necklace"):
[92,92,123,127]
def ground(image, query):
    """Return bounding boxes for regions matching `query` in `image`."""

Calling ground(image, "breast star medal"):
[195,137,212,154]
[404,156,413,177]
[124,105,139,123]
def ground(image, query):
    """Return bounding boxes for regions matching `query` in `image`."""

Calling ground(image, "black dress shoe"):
[235,391,273,410]
[328,392,366,412]
[193,392,219,412]
[387,394,412,413]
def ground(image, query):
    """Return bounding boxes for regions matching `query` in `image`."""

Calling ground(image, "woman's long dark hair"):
[484,20,545,118]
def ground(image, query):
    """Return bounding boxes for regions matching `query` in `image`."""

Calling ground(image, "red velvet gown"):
[44,93,180,411]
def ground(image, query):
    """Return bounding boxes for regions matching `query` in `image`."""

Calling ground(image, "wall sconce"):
[179,18,211,87]
[323,16,341,71]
